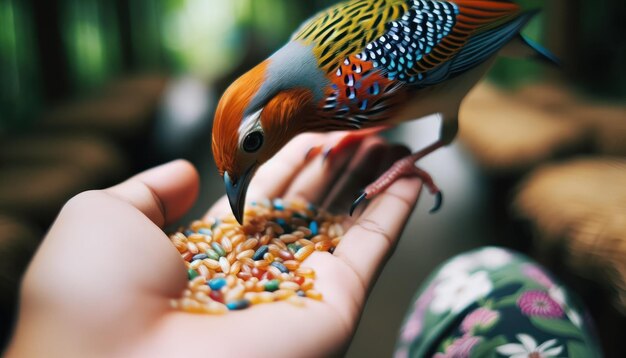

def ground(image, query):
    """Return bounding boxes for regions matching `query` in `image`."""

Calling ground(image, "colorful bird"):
[212,0,559,224]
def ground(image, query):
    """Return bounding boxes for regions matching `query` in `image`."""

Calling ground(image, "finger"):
[106,160,200,227]
[282,134,364,206]
[322,144,411,214]
[332,177,422,290]
[206,133,332,218]
[24,162,196,311]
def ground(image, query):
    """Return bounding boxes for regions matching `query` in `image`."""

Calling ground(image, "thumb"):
[105,160,200,227]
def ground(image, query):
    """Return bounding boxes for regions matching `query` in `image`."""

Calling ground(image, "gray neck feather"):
[245,41,328,116]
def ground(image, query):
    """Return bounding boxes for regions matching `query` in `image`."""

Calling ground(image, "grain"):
[170,198,344,314]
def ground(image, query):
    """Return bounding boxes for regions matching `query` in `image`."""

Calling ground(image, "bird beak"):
[224,165,256,225]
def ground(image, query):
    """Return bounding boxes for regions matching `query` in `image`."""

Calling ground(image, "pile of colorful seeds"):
[170,198,345,314]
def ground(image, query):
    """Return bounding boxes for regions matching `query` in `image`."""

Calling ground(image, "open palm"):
[6,133,422,358]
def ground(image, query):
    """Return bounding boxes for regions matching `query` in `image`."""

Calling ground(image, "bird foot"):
[304,127,389,164]
[350,156,443,216]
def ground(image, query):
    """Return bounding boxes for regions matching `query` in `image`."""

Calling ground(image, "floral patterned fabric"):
[394,247,602,358]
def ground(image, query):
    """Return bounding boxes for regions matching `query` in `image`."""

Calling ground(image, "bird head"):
[212,60,315,224]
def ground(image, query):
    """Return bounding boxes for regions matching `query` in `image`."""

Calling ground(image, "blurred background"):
[1,0,625,356]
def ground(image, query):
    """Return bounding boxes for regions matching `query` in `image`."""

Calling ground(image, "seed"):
[226,275,237,288]
[171,232,187,242]
[270,262,289,273]
[251,267,263,279]
[188,233,206,243]
[219,257,231,274]
[240,257,254,267]
[198,265,210,278]
[244,292,261,304]
[279,234,299,244]
[205,248,220,261]
[230,261,242,275]
[203,259,220,270]
[297,226,312,237]
[296,267,315,279]
[187,269,199,280]
[287,243,301,253]
[208,277,227,291]
[186,242,199,254]
[226,299,250,311]
[221,237,233,253]
[264,279,280,292]
[271,238,288,250]
[273,289,295,300]
[273,198,285,211]
[253,245,269,261]
[198,228,213,237]
[309,221,319,236]
[311,234,329,243]
[206,301,228,314]
[315,241,333,251]
[258,292,275,303]
[283,260,300,271]
[211,242,226,257]
[241,238,259,251]
[190,260,203,269]
[279,281,300,291]
[267,266,282,278]
[181,298,202,313]
[236,249,254,260]
[237,272,252,281]
[231,234,245,247]
[197,242,211,252]
[190,276,205,288]
[209,290,224,303]
[294,245,314,261]
[297,239,313,247]
[293,276,305,286]
[278,250,294,261]
[306,290,323,301]
[194,291,211,303]
[260,234,272,245]
[301,279,314,291]
[224,285,245,302]
[268,244,281,256]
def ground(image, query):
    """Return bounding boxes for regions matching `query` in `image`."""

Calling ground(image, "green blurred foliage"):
[61,0,122,92]
[0,0,40,131]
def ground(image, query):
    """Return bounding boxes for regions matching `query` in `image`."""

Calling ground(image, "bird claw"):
[429,191,443,214]
[350,192,368,216]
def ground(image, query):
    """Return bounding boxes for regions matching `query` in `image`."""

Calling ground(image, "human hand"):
[6,133,422,358]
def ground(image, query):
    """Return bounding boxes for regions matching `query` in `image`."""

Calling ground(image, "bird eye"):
[243,131,264,153]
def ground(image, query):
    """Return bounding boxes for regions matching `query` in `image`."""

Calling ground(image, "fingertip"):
[138,160,200,225]
[107,160,201,227]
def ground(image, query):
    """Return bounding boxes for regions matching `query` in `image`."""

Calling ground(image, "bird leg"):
[350,141,445,215]
[305,126,390,163]
[350,112,459,215]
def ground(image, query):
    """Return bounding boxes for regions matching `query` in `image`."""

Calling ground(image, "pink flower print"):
[522,264,554,288]
[517,290,564,318]
[461,307,500,334]
[400,282,437,342]
[394,347,409,358]
[400,313,424,343]
[434,335,482,358]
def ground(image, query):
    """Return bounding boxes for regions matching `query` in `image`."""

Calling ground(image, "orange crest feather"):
[212,61,269,176]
